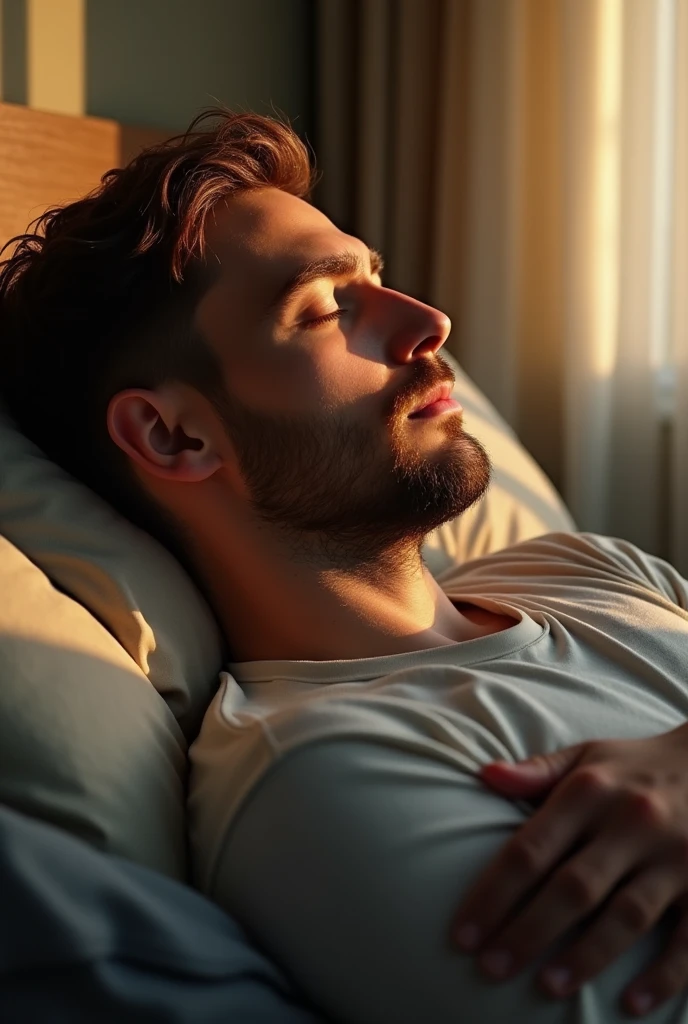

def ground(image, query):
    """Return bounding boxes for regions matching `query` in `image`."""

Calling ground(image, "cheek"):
[226,344,328,416]
[228,337,383,420]
[313,357,379,417]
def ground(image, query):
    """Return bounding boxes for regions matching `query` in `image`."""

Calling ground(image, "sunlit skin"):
[107,186,517,663]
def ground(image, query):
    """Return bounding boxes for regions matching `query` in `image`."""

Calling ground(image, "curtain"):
[313,0,688,573]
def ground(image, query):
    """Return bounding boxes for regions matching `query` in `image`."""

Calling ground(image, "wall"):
[0,0,314,140]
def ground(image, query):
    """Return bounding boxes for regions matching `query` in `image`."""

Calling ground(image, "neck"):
[186,515,495,664]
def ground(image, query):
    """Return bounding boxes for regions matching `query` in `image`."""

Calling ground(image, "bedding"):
[0,402,225,741]
[0,802,323,1023]
[0,397,225,878]
[0,532,188,878]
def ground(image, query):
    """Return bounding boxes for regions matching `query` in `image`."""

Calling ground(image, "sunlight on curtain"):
[451,0,687,568]
[561,0,620,534]
[563,0,686,568]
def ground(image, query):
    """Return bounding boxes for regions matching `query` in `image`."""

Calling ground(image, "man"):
[2,108,688,1023]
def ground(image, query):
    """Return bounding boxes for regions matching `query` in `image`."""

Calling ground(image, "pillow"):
[0,355,573,878]
[421,352,576,576]
[0,405,225,879]
[0,406,225,742]
[0,532,188,878]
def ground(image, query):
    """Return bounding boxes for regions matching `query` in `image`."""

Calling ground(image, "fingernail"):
[480,949,513,978]
[628,990,654,1014]
[454,923,481,950]
[541,966,572,994]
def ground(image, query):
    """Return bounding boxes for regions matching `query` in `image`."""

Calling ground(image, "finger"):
[535,861,685,1000]
[481,744,588,798]
[452,767,613,949]
[621,896,688,1017]
[475,821,645,980]
[475,788,675,979]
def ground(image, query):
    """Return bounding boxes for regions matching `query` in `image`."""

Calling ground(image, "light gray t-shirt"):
[189,532,688,1023]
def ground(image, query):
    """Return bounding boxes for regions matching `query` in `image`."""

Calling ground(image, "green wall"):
[1,0,315,140]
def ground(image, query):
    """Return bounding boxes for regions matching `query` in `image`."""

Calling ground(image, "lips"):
[408,382,454,417]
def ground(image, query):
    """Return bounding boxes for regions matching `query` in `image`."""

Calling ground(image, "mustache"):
[391,354,456,418]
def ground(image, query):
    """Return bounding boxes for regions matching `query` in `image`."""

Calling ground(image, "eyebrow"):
[262,245,385,322]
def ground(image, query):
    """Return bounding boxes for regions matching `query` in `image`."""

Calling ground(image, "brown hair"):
[0,106,320,566]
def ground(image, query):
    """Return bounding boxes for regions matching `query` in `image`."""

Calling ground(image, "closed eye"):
[306,308,347,328]
[304,271,383,329]
[303,266,384,329]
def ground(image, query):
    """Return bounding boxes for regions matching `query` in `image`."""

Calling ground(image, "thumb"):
[479,745,587,798]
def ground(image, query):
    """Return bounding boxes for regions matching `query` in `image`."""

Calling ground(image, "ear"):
[107,386,223,483]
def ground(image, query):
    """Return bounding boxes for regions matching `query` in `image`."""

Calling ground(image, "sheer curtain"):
[313,0,688,573]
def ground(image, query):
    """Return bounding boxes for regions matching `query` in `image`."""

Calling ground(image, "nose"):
[380,287,452,364]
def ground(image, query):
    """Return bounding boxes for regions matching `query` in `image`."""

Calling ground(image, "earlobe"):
[107,388,222,483]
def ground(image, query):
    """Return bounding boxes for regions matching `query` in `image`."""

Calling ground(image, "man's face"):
[194,187,490,567]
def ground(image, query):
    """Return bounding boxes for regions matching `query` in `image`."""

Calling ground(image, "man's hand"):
[450,725,688,1017]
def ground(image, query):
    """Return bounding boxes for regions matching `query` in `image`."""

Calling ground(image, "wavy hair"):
[0,107,320,562]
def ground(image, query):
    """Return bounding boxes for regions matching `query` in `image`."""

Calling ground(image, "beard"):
[209,356,491,575]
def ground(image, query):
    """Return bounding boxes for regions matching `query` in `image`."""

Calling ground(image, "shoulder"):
[440,531,688,610]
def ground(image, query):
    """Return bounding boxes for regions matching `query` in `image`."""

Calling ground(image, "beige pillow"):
[0,407,224,879]
[0,408,225,742]
[422,352,576,576]
[0,532,188,877]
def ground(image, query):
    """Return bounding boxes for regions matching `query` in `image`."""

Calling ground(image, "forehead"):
[198,187,351,322]
[205,186,335,256]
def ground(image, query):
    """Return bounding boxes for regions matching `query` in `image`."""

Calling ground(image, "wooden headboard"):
[0,101,169,252]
